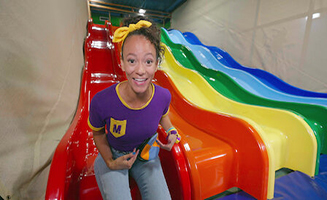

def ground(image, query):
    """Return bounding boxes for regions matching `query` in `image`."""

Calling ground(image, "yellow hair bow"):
[113,20,152,43]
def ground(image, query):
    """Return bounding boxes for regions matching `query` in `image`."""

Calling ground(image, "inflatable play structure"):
[46,20,327,200]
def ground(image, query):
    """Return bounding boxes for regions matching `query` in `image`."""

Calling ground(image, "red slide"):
[45,20,270,200]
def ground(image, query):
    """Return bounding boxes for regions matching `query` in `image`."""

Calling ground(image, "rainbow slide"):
[45,20,272,200]
[161,29,327,162]
[183,31,327,99]
[160,39,317,198]
[167,29,327,107]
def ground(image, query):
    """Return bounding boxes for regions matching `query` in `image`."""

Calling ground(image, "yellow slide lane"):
[160,44,317,199]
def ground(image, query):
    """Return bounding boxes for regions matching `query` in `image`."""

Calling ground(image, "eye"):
[127,59,135,64]
[145,59,153,65]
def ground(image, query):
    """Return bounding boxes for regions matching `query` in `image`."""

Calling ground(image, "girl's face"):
[121,34,158,95]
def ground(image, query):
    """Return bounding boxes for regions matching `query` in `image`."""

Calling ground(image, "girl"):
[88,16,180,200]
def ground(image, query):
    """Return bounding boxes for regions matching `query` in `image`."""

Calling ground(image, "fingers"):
[167,134,177,144]
[125,149,139,161]
[165,140,174,151]
[126,150,139,168]
[130,149,139,159]
[156,139,165,148]
[122,149,138,159]
[156,139,174,151]
[114,149,139,170]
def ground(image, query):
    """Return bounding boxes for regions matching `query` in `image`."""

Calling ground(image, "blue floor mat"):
[218,155,327,200]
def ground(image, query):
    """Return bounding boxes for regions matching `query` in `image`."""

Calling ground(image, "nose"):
[135,63,146,75]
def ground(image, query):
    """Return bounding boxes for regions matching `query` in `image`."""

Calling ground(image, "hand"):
[107,149,139,170]
[156,134,177,151]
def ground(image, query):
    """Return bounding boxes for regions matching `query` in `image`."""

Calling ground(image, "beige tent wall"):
[171,0,327,93]
[0,0,88,199]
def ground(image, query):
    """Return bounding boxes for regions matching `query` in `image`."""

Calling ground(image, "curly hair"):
[120,16,165,64]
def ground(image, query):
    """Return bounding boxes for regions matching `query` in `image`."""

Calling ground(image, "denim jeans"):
[94,148,171,200]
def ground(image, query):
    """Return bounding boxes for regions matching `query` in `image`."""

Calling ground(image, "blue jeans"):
[94,148,171,200]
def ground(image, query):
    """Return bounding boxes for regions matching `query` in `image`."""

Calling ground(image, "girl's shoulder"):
[154,83,170,95]
[92,83,118,102]
[153,83,171,102]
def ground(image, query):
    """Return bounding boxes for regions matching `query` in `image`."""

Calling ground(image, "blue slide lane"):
[182,31,327,99]
[166,29,327,107]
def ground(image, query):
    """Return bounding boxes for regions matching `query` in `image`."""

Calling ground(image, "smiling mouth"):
[133,78,148,84]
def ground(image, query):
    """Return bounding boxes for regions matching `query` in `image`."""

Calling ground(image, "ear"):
[120,57,125,72]
[155,59,159,72]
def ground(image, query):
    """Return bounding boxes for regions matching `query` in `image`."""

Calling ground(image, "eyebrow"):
[125,52,155,58]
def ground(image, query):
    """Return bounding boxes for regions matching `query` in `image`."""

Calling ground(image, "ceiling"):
[89,0,187,25]
[99,0,187,13]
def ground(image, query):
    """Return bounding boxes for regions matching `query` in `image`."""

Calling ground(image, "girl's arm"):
[158,114,178,151]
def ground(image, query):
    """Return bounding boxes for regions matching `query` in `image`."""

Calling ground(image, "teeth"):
[134,78,147,82]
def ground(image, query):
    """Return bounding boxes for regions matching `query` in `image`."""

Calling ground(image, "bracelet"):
[166,127,181,144]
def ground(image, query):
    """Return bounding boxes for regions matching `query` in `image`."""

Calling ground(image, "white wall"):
[0,1,88,199]
[172,0,327,93]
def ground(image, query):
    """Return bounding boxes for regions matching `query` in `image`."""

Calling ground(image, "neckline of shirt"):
[115,81,155,110]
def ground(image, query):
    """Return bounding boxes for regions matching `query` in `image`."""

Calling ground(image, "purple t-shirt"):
[88,82,171,151]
